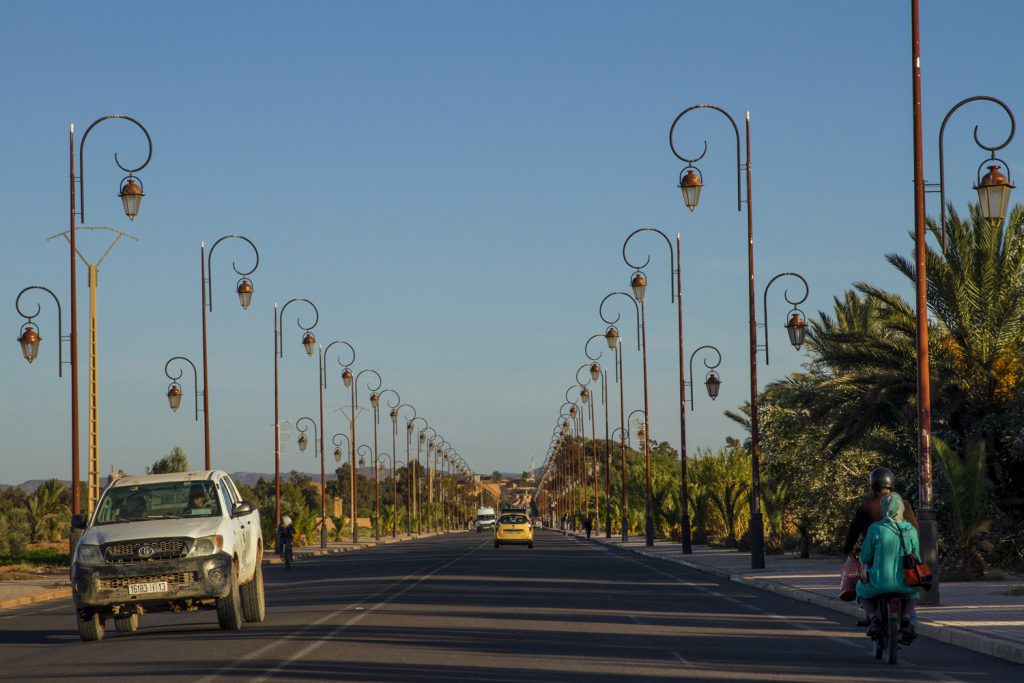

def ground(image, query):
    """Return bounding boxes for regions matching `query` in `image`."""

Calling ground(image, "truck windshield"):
[477,514,495,521]
[93,481,221,525]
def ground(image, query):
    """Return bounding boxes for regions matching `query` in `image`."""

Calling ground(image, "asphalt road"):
[0,531,1018,682]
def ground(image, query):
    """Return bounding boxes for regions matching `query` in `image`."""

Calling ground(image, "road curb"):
[593,538,1024,666]
[0,587,70,611]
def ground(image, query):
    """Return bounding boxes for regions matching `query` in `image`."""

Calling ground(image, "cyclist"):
[277,514,295,569]
[855,492,920,644]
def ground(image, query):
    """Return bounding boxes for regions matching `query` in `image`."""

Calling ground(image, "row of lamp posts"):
[14,114,478,551]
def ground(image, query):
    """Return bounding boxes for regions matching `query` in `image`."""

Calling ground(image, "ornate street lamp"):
[786,312,808,349]
[297,433,308,452]
[761,272,810,364]
[18,325,41,363]
[975,164,1015,227]
[678,167,703,212]
[236,279,254,310]
[687,345,723,407]
[273,298,318,526]
[302,331,317,357]
[705,370,722,400]
[163,356,199,422]
[118,176,144,220]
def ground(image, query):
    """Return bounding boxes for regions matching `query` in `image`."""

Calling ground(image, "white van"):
[475,506,496,533]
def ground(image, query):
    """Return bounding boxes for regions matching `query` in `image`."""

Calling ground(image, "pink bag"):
[839,556,862,601]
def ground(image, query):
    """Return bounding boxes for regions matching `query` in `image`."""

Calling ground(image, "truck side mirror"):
[231,501,255,517]
[71,513,87,530]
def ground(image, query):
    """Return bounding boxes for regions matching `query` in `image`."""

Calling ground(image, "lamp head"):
[119,175,144,220]
[236,279,254,310]
[166,383,183,412]
[18,325,41,364]
[678,167,703,212]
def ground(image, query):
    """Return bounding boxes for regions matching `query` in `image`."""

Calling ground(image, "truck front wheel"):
[216,563,244,630]
[77,608,105,641]
[240,554,266,622]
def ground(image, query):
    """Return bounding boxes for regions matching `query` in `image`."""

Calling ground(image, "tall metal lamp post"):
[343,367,382,541]
[273,298,318,526]
[670,104,811,568]
[55,115,152,521]
[624,227,692,551]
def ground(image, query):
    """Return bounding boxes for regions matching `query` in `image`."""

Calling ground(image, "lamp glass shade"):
[334,447,343,462]
[297,434,308,452]
[407,421,414,434]
[630,273,647,301]
[236,280,254,310]
[590,363,601,381]
[166,384,183,412]
[419,433,426,443]
[569,405,577,416]
[604,326,619,349]
[18,326,41,363]
[390,409,398,425]
[119,177,144,220]
[976,165,1014,227]
[681,183,702,212]
[580,388,590,404]
[302,332,316,357]
[705,371,722,400]
[370,393,380,409]
[342,368,353,388]
[786,312,808,349]
[359,456,366,468]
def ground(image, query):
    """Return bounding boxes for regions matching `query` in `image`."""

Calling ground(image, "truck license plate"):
[128,581,168,595]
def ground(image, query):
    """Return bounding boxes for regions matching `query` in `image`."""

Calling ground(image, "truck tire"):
[240,555,266,623]
[216,563,244,630]
[77,609,105,642]
[114,612,139,634]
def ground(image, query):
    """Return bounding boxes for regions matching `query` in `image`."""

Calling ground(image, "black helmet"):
[870,467,895,493]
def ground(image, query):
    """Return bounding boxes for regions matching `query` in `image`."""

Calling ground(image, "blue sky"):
[3,1,1023,485]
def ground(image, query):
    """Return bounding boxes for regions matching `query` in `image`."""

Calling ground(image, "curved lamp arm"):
[322,340,356,387]
[79,115,153,222]
[295,416,318,455]
[687,344,722,408]
[669,104,742,211]
[938,96,1016,243]
[762,271,809,365]
[623,227,676,302]
[278,298,319,358]
[15,285,65,376]
[164,355,199,422]
[206,235,259,312]
[599,292,641,351]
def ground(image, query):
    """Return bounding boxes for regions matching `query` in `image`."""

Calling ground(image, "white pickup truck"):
[70,470,265,641]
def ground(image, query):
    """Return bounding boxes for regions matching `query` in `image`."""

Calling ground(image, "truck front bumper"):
[72,551,233,609]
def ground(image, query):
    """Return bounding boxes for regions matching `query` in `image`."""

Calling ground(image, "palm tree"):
[932,437,990,578]
[25,479,69,542]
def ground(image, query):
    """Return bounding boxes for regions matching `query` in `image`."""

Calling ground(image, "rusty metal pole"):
[273,304,281,527]
[911,0,940,604]
[373,405,381,541]
[677,233,692,553]
[590,395,598,531]
[618,341,628,543]
[603,369,612,539]
[69,125,81,528]
[319,348,327,549]
[746,112,766,570]
[640,298,653,547]
[200,243,211,469]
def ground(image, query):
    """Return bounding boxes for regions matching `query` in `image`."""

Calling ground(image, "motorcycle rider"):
[842,467,918,557]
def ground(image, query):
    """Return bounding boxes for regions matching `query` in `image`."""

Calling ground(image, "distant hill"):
[2,468,387,495]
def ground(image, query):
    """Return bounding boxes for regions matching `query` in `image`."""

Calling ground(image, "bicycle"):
[870,593,904,665]
[282,541,293,570]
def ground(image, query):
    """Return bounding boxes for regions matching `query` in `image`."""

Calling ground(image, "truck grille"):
[99,572,199,590]
[102,538,190,563]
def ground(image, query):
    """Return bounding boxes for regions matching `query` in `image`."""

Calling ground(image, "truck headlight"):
[189,535,224,557]
[75,544,104,566]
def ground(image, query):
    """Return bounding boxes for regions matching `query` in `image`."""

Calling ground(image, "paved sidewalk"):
[575,532,1024,665]
[0,529,466,610]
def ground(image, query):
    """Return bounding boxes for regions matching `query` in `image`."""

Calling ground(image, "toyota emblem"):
[137,544,155,558]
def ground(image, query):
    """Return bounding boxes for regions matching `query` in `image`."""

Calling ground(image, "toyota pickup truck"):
[70,470,265,641]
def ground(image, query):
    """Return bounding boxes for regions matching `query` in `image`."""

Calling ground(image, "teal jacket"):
[856,518,921,600]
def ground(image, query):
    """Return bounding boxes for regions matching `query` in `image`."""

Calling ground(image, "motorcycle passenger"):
[856,492,919,644]
[842,467,918,557]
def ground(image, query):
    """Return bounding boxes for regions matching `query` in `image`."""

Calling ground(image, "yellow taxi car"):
[494,511,534,548]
